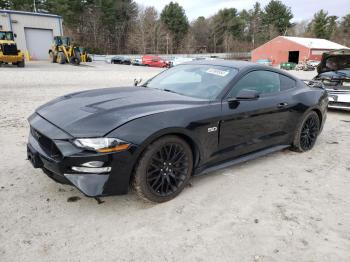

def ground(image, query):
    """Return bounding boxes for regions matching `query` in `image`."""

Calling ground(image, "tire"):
[57,52,66,64]
[133,136,193,203]
[17,60,25,67]
[70,51,81,65]
[291,111,320,152]
[49,51,57,63]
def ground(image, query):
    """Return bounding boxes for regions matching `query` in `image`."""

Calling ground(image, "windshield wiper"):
[163,89,179,94]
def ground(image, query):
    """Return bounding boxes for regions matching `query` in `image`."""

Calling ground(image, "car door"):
[217,70,297,161]
[151,58,159,67]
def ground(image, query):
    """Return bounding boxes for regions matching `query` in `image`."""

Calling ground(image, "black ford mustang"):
[27,60,328,202]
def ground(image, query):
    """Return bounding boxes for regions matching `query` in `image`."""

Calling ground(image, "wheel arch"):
[311,108,323,126]
[130,129,202,183]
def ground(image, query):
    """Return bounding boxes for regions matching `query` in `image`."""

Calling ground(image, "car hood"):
[36,87,207,138]
[315,70,350,81]
[317,49,350,74]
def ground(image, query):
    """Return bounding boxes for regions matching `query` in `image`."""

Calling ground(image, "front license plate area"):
[27,145,43,168]
[328,95,337,102]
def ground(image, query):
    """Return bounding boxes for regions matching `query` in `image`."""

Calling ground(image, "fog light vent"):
[81,161,104,168]
[71,166,111,174]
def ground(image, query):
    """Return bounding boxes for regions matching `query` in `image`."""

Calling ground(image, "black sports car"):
[110,56,131,65]
[27,60,328,202]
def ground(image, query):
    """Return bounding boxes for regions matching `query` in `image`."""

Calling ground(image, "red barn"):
[252,36,349,66]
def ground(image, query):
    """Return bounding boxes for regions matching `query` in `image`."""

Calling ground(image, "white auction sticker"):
[206,68,229,77]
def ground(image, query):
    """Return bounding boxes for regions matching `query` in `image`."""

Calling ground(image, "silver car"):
[314,49,350,110]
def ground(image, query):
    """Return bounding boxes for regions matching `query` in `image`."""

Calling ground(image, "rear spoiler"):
[302,79,325,89]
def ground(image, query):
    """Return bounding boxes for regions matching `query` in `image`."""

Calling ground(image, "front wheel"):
[133,136,193,203]
[70,51,81,65]
[49,51,57,63]
[57,52,66,64]
[291,111,320,152]
[17,60,25,67]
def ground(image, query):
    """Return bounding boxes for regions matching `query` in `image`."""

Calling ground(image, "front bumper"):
[0,54,23,63]
[27,113,137,197]
[327,88,350,111]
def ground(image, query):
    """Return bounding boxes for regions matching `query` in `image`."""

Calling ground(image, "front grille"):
[2,44,19,55]
[329,101,350,108]
[30,127,62,160]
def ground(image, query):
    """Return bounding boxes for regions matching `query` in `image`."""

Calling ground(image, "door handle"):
[277,102,288,108]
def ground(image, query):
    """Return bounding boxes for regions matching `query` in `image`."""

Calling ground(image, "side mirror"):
[14,33,17,38]
[235,89,260,100]
[134,78,142,87]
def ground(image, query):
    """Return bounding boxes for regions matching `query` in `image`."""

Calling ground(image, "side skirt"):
[194,145,290,176]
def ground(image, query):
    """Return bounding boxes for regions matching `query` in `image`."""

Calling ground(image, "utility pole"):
[33,0,37,12]
[166,33,169,55]
[213,33,216,53]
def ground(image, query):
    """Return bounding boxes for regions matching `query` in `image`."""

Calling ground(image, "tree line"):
[1,0,349,54]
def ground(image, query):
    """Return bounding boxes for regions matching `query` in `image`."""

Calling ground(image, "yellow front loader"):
[0,31,25,67]
[49,36,82,65]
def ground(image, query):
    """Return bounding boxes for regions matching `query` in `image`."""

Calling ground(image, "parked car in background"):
[27,60,328,202]
[131,57,142,66]
[256,59,272,66]
[314,49,350,110]
[110,56,131,65]
[280,62,297,70]
[142,55,170,68]
[170,57,195,67]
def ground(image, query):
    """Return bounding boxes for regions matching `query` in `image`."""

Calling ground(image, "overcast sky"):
[134,0,350,22]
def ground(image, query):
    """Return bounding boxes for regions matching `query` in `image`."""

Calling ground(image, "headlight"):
[73,138,130,153]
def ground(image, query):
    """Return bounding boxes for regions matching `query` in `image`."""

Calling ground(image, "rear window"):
[280,75,296,91]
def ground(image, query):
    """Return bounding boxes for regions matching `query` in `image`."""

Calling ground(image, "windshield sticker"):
[206,68,229,77]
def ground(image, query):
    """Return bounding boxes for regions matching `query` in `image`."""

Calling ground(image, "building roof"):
[283,36,348,50]
[0,9,62,19]
[185,59,257,69]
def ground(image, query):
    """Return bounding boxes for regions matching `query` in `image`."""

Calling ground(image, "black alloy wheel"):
[146,143,189,197]
[300,114,319,151]
[292,111,320,152]
[133,136,193,202]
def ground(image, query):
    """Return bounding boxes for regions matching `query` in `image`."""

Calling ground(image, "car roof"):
[183,59,299,80]
[184,59,263,69]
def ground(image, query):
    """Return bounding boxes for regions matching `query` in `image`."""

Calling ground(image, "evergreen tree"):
[263,0,293,37]
[309,10,338,39]
[160,1,189,53]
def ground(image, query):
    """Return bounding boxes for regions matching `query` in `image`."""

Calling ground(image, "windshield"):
[55,37,70,46]
[0,31,14,41]
[146,64,238,99]
[324,56,350,71]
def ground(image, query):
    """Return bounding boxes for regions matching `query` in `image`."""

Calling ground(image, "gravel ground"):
[0,61,349,262]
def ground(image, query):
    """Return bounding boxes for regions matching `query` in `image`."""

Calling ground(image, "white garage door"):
[24,28,53,60]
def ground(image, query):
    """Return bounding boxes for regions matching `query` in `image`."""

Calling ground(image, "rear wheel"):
[291,111,320,152]
[133,136,193,203]
[57,52,66,64]
[17,60,25,67]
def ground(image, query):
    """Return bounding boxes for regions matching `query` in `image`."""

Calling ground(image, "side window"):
[228,70,280,98]
[280,74,296,91]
